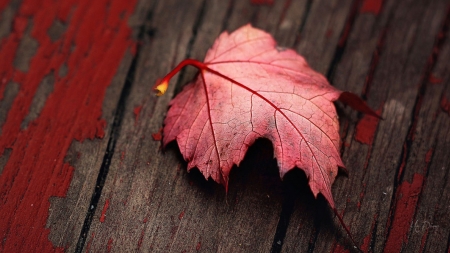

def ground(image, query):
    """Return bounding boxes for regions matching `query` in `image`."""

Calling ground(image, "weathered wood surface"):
[0,0,449,252]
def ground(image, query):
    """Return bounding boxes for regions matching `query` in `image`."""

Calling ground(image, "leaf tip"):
[338,91,382,119]
[154,79,169,96]
[332,207,363,252]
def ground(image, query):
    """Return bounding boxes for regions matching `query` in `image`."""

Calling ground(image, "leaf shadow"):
[167,137,356,252]
[335,102,360,123]
[177,138,286,205]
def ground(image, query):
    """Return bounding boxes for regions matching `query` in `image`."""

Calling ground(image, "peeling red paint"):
[384,174,424,253]
[250,0,274,5]
[338,18,350,47]
[196,241,202,251]
[425,149,433,164]
[361,232,371,252]
[360,0,383,15]
[130,41,138,56]
[428,74,442,84]
[179,210,185,220]
[0,0,137,251]
[355,108,382,145]
[0,13,27,100]
[360,214,377,252]
[100,198,110,223]
[419,230,428,252]
[331,243,350,253]
[152,127,163,141]
[441,96,450,115]
[85,232,95,253]
[107,238,113,253]
[357,183,367,210]
[137,227,145,249]
[134,105,143,125]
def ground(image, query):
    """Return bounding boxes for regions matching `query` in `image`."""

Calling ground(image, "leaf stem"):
[154,59,206,96]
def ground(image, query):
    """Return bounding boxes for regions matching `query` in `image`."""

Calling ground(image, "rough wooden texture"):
[0,0,449,252]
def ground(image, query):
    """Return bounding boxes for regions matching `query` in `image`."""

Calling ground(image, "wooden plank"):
[283,0,450,252]
[398,11,450,252]
[0,0,151,252]
[295,0,355,74]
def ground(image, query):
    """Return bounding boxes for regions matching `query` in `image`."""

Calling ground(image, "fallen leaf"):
[156,25,381,245]
[156,24,378,207]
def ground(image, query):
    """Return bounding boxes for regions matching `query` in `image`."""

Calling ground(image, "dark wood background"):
[0,0,449,252]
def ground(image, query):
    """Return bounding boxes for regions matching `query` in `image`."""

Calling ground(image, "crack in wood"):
[292,0,313,48]
[74,15,147,253]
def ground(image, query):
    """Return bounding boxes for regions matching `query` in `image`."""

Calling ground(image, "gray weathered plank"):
[283,0,450,252]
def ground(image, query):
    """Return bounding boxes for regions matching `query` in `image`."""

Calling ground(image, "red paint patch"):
[360,214,377,252]
[250,0,274,5]
[196,241,202,251]
[85,232,95,253]
[441,96,450,115]
[425,149,433,164]
[100,198,110,223]
[357,184,367,210]
[419,230,428,252]
[428,74,442,84]
[134,105,143,125]
[0,15,27,100]
[0,0,137,251]
[355,108,382,145]
[331,243,350,253]
[360,0,383,15]
[361,232,371,252]
[178,210,185,220]
[107,238,113,253]
[338,22,350,47]
[137,228,145,249]
[384,174,424,253]
[130,41,138,56]
[152,127,163,141]
[121,151,126,161]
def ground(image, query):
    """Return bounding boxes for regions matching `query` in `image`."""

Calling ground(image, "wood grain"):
[0,0,449,252]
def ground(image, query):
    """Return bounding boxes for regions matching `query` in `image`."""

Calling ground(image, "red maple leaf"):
[155,24,378,246]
